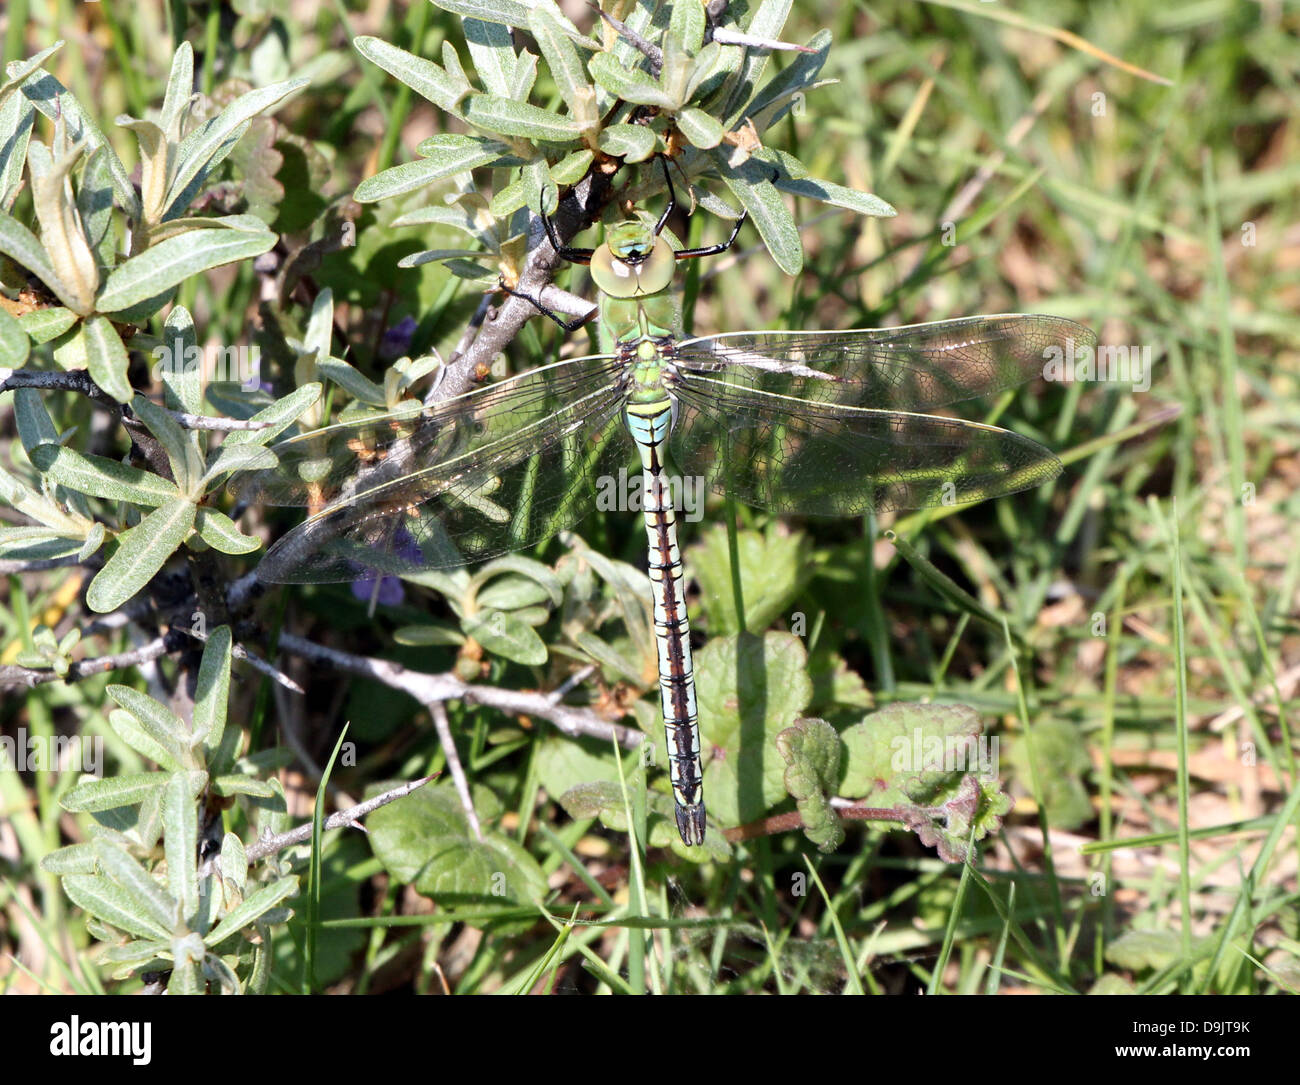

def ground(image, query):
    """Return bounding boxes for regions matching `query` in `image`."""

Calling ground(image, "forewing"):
[232,356,632,583]
[672,314,1095,412]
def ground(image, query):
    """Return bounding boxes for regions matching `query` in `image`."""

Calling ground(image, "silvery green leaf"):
[0,89,35,212]
[204,876,299,947]
[773,171,896,219]
[356,135,513,202]
[159,42,195,137]
[354,36,465,113]
[391,205,478,232]
[523,157,556,217]
[528,5,588,99]
[550,148,594,185]
[429,0,583,39]
[489,173,528,218]
[745,28,831,123]
[132,393,204,494]
[79,522,105,561]
[0,305,27,366]
[443,258,498,285]
[77,145,116,268]
[86,497,196,613]
[160,305,201,414]
[30,443,181,506]
[510,49,538,100]
[397,248,489,268]
[675,108,725,150]
[0,209,79,312]
[721,0,793,118]
[193,625,232,754]
[464,17,517,98]
[587,53,676,110]
[17,306,76,343]
[108,684,191,768]
[597,124,657,162]
[303,287,333,361]
[19,68,140,218]
[62,871,170,941]
[194,507,260,554]
[60,771,170,813]
[13,388,58,452]
[162,771,200,924]
[217,382,322,450]
[96,220,276,314]
[82,316,133,404]
[164,76,309,220]
[463,609,548,666]
[462,93,583,142]
[711,149,802,274]
[1,42,65,96]
[668,0,707,54]
[93,838,180,934]
[316,355,386,405]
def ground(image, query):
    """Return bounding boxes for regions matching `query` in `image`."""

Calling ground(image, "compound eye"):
[634,236,676,295]
[590,244,637,298]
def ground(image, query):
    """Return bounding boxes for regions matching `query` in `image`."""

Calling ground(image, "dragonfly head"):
[591,220,676,299]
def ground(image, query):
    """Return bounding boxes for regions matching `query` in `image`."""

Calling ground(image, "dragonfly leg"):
[538,205,594,266]
[654,154,748,261]
[498,277,597,333]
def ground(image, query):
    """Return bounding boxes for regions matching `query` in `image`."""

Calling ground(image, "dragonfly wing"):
[672,314,1096,411]
[232,355,631,583]
[670,378,1061,515]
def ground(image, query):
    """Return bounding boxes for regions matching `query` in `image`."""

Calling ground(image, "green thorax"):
[590,219,685,350]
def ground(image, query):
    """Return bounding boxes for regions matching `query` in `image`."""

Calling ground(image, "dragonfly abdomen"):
[625,398,706,846]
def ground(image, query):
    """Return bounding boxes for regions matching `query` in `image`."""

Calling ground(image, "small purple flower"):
[379,315,419,360]
[349,526,423,606]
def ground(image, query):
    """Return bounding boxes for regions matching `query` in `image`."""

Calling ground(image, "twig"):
[431,700,482,841]
[239,774,438,863]
[179,625,304,694]
[275,631,641,747]
[0,631,182,690]
[171,412,270,432]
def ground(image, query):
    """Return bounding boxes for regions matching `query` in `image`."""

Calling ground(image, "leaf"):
[204,876,300,947]
[426,0,534,31]
[711,149,802,274]
[164,76,309,220]
[462,93,583,142]
[87,498,196,613]
[356,136,510,202]
[18,306,77,343]
[0,89,36,211]
[30,444,182,506]
[108,684,193,769]
[463,609,548,666]
[194,507,261,554]
[464,17,517,98]
[597,124,657,162]
[0,305,27,366]
[79,316,135,404]
[353,37,465,113]
[97,221,276,314]
[61,771,171,812]
[159,305,201,414]
[587,52,677,110]
[690,523,812,636]
[0,210,79,312]
[773,171,896,219]
[132,394,203,492]
[108,708,184,772]
[695,631,813,829]
[162,771,200,924]
[366,781,546,913]
[19,69,141,218]
[839,702,1012,862]
[193,625,231,755]
[776,717,844,851]
[675,107,725,150]
[527,5,589,100]
[62,872,170,941]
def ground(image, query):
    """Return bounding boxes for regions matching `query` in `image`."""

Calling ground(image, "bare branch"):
[239,774,438,863]
[0,632,181,690]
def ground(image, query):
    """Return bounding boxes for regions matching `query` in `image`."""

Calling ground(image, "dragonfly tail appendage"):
[675,801,707,848]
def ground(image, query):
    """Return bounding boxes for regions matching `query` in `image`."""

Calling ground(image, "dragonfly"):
[232,161,1097,847]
